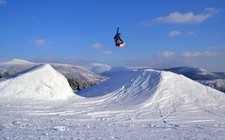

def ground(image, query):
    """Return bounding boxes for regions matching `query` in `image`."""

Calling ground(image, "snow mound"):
[0,64,75,100]
[148,71,225,109]
[78,68,225,109]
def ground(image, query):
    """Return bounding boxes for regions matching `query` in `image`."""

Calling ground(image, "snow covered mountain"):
[0,64,75,100]
[2,59,34,65]
[84,63,112,74]
[50,63,106,83]
[164,66,225,80]
[0,59,35,74]
[164,66,225,93]
[198,79,225,93]
[216,72,225,78]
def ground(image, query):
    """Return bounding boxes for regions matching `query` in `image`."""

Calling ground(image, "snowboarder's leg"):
[116,40,120,46]
[119,39,124,44]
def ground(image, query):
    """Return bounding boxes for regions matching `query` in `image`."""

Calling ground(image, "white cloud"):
[33,39,53,46]
[182,51,201,57]
[156,46,225,59]
[153,8,219,24]
[35,39,46,46]
[139,21,152,27]
[168,30,181,37]
[182,49,223,58]
[204,49,225,57]
[91,42,112,55]
[0,0,6,6]
[157,51,175,57]
[92,43,103,49]
[103,50,112,55]
[187,31,195,36]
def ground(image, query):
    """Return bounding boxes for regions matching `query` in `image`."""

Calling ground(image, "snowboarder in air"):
[114,27,125,48]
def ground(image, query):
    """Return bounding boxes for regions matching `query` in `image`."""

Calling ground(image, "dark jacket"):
[114,27,123,46]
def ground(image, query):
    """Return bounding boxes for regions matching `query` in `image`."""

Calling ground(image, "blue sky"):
[0,0,225,71]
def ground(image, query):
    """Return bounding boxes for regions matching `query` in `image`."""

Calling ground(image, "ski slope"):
[0,66,225,139]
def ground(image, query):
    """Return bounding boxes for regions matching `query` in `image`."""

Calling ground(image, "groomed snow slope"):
[78,68,225,110]
[0,64,75,100]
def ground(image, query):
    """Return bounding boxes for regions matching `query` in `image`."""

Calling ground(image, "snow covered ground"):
[1,65,225,139]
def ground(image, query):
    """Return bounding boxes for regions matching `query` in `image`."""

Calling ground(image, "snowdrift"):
[0,64,75,100]
[78,68,225,109]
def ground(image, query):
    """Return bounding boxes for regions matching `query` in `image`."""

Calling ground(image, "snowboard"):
[119,42,125,48]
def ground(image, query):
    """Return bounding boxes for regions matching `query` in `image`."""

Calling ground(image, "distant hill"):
[163,66,225,93]
[85,63,112,74]
[215,72,225,78]
[163,66,225,80]
[0,59,35,75]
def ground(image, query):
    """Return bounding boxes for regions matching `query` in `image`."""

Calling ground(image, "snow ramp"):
[77,68,225,109]
[78,68,161,108]
[0,64,75,100]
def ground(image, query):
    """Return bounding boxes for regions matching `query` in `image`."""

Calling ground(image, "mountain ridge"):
[163,66,225,80]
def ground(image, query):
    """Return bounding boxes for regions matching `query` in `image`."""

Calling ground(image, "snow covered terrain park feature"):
[1,65,225,139]
[0,64,74,100]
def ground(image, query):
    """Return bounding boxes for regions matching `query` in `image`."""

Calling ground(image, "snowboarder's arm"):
[116,27,119,34]
[119,38,124,43]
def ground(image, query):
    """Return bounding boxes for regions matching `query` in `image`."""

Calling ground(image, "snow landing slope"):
[78,68,225,110]
[0,64,75,100]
